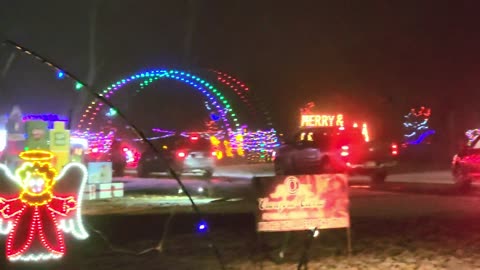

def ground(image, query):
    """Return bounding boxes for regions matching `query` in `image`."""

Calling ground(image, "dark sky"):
[1,0,480,139]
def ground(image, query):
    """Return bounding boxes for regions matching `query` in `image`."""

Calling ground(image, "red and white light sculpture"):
[0,150,88,262]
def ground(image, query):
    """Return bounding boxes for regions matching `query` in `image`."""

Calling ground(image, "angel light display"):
[0,150,88,262]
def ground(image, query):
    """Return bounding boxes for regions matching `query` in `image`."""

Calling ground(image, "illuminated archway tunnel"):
[77,69,279,160]
[77,69,241,134]
[130,69,274,128]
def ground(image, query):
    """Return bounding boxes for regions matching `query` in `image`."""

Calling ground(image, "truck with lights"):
[273,114,398,183]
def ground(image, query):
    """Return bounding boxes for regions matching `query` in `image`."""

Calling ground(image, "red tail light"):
[177,151,186,158]
[341,145,349,157]
[391,143,398,156]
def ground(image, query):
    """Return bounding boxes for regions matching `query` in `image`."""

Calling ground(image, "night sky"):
[1,1,480,140]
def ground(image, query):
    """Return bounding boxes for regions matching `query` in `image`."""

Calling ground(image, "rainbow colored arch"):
[78,69,242,132]
[78,69,273,133]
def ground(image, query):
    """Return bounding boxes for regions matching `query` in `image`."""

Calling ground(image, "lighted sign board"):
[0,150,88,262]
[301,114,344,127]
[256,174,349,232]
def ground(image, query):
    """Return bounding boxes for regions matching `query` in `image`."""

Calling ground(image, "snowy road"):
[80,164,480,216]
[118,163,457,193]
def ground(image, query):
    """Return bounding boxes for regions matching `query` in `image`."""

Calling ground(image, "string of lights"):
[403,106,434,145]
[78,70,240,137]
[211,70,274,127]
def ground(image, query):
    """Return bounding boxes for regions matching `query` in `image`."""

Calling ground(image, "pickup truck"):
[273,126,398,183]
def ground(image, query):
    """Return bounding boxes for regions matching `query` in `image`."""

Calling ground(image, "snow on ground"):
[22,164,480,269]
[82,195,223,215]
[40,213,480,270]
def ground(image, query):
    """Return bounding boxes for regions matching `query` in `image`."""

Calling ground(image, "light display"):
[197,220,208,233]
[403,106,434,145]
[72,130,115,155]
[134,74,226,122]
[223,140,234,157]
[56,70,65,79]
[131,69,272,127]
[361,123,370,142]
[300,114,344,127]
[105,108,117,118]
[0,150,88,262]
[243,129,279,162]
[22,114,63,122]
[466,129,480,143]
[122,146,140,168]
[212,71,256,113]
[77,69,240,134]
[213,70,274,127]
[300,102,316,114]
[49,122,71,171]
[74,82,83,91]
[155,127,278,159]
[70,68,280,159]
[235,134,245,156]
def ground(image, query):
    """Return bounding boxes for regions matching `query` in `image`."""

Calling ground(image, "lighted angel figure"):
[0,150,88,262]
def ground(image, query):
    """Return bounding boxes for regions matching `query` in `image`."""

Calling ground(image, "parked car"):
[274,126,398,183]
[137,135,216,178]
[452,134,480,190]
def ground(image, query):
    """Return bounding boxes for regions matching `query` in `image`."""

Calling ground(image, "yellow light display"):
[361,123,370,142]
[300,114,344,127]
[223,140,233,157]
[49,122,70,171]
[18,151,54,162]
[235,134,245,157]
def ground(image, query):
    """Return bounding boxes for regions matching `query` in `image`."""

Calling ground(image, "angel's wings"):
[53,162,89,240]
[0,164,22,235]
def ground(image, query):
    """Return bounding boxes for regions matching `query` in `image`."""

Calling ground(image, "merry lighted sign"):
[300,114,344,127]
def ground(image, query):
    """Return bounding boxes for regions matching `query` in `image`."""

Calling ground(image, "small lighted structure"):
[361,123,370,142]
[403,106,434,145]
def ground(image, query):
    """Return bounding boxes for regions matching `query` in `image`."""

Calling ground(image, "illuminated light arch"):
[131,69,273,128]
[211,70,256,114]
[77,70,241,134]
[211,70,273,127]
[130,71,224,121]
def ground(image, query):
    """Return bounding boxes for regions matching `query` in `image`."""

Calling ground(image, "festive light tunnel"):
[100,69,273,129]
[77,70,241,135]
[77,69,279,159]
